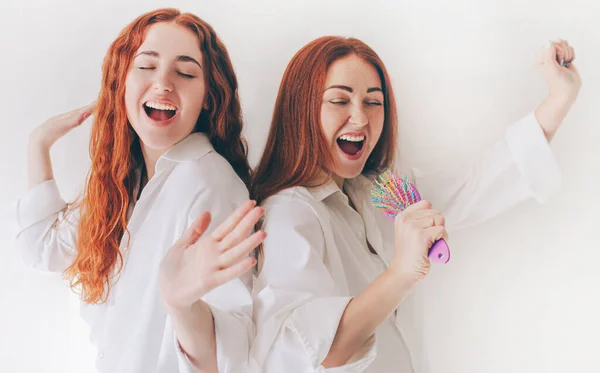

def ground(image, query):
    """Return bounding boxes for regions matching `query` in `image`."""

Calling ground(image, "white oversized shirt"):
[251,114,561,372]
[10,133,254,373]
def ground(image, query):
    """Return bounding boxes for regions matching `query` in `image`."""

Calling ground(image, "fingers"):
[211,200,256,241]
[58,101,96,129]
[560,40,574,64]
[218,230,266,268]
[426,214,445,228]
[570,45,576,63]
[422,225,448,246]
[404,213,445,229]
[541,39,578,73]
[219,206,264,250]
[561,40,571,63]
[397,200,432,218]
[549,39,576,68]
[407,218,435,229]
[396,201,446,227]
[214,256,257,285]
[172,212,212,251]
[77,101,96,122]
[402,207,443,222]
[74,100,97,116]
[554,41,566,66]
[565,44,574,66]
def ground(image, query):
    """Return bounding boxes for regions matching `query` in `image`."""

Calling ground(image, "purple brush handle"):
[411,188,451,264]
[428,239,450,264]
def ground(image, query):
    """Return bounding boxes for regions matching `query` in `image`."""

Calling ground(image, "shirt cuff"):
[11,180,67,236]
[174,333,197,373]
[210,304,251,372]
[505,113,562,203]
[174,305,251,373]
[286,296,377,372]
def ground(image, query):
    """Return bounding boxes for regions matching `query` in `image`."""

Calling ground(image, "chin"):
[130,114,195,149]
[136,130,186,151]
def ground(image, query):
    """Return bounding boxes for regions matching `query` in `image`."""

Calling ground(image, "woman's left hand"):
[158,200,265,310]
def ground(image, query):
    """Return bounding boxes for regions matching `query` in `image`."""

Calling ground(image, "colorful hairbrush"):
[371,171,450,264]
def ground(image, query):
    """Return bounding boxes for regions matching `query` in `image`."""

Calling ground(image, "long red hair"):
[65,8,250,304]
[251,36,398,205]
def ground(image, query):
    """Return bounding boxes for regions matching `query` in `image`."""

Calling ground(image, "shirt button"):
[99,352,104,359]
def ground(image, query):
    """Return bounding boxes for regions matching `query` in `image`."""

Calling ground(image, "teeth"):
[145,101,177,111]
[338,134,365,142]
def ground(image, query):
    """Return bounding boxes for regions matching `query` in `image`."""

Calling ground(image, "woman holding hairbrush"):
[250,39,580,372]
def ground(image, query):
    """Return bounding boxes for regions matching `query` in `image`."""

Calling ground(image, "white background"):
[1,0,598,372]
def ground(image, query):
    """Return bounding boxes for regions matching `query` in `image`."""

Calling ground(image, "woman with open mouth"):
[11,8,263,373]
[250,37,580,372]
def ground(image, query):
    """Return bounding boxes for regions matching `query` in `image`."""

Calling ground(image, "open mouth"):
[336,134,366,157]
[143,101,177,122]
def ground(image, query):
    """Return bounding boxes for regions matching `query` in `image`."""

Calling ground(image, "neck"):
[332,174,345,190]
[140,143,168,181]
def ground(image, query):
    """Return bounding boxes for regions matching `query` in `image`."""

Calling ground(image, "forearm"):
[322,269,417,368]
[27,135,54,190]
[170,300,219,373]
[535,94,576,142]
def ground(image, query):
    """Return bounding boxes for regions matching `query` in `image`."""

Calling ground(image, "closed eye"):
[137,67,195,79]
[330,100,348,105]
[177,72,196,79]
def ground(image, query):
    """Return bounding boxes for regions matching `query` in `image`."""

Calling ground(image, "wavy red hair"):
[251,36,398,206]
[65,8,250,304]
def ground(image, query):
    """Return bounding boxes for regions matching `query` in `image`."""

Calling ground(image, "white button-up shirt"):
[11,133,254,373]
[251,114,561,372]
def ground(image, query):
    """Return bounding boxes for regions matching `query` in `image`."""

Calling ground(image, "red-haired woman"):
[250,37,579,372]
[11,9,264,373]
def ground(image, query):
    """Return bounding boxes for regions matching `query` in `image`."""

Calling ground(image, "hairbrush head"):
[371,170,422,220]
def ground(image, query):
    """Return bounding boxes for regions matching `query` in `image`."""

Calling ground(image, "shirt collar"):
[306,174,375,202]
[155,132,214,172]
[306,178,342,202]
[346,173,376,191]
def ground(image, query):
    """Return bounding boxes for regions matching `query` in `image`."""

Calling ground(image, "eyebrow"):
[134,51,202,68]
[325,85,383,93]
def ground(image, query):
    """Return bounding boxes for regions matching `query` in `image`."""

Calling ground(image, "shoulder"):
[260,186,326,235]
[171,150,249,201]
[260,187,329,260]
[262,186,319,217]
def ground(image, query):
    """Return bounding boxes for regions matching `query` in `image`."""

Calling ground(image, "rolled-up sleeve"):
[252,196,376,372]
[9,179,78,272]
[174,275,254,373]
[406,113,561,232]
[174,181,255,372]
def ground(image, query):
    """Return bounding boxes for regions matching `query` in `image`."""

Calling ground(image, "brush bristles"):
[371,170,419,219]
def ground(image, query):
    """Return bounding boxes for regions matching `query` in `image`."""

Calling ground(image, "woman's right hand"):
[535,40,580,142]
[159,200,265,311]
[389,200,448,282]
[29,101,96,150]
[27,101,96,188]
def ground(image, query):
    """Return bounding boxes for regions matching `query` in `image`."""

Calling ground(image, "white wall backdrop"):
[1,1,598,372]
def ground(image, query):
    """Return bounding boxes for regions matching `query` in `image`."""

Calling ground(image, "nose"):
[152,70,174,92]
[348,104,368,127]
